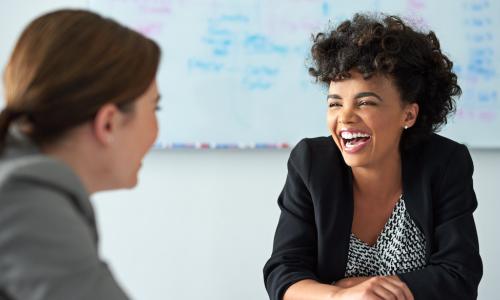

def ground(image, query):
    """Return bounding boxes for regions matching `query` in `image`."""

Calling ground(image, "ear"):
[92,103,120,146]
[403,102,419,128]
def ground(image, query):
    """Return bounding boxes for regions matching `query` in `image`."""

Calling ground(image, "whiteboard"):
[2,0,499,148]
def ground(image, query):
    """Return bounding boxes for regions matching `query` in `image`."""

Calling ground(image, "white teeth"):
[340,131,370,139]
[341,132,353,139]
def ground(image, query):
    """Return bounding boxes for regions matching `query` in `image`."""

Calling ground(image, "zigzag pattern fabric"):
[344,197,426,277]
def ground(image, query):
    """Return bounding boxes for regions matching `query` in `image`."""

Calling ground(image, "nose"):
[338,105,357,125]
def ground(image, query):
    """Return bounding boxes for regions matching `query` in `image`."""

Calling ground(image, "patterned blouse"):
[344,196,427,277]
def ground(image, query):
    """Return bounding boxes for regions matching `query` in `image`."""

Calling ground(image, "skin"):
[284,70,418,300]
[327,70,418,247]
[42,79,161,194]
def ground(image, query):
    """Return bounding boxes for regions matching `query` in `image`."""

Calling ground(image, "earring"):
[404,125,409,130]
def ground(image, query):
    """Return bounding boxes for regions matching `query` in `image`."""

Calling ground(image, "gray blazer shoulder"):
[0,155,130,300]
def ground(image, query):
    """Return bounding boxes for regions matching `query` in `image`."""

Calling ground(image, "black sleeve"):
[263,140,319,300]
[398,144,482,300]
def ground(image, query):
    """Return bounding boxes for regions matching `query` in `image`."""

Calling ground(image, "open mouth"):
[339,131,371,152]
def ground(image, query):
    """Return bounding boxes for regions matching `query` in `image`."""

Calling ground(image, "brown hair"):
[0,9,161,151]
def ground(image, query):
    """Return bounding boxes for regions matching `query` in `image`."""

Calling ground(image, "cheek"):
[372,115,402,142]
[326,111,342,148]
[326,111,337,129]
[149,114,159,142]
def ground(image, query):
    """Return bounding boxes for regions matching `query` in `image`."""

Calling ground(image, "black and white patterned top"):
[344,196,427,277]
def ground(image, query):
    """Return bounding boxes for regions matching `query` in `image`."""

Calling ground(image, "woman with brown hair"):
[264,13,482,300]
[0,9,160,299]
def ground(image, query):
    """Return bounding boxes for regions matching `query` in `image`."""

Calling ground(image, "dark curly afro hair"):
[309,13,461,149]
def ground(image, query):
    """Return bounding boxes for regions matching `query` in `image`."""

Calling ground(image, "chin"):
[119,176,138,189]
[333,137,374,168]
[342,156,369,168]
[127,177,139,188]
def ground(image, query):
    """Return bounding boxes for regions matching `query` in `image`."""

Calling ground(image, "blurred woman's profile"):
[0,9,161,300]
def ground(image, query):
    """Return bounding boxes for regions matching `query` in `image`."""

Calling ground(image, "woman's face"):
[327,70,417,169]
[113,79,160,188]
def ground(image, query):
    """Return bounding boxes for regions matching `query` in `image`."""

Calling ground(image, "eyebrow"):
[155,94,162,102]
[327,91,384,102]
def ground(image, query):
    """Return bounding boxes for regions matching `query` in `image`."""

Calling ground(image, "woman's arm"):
[397,144,482,299]
[284,279,340,300]
[334,276,371,288]
[286,277,414,300]
[263,140,320,300]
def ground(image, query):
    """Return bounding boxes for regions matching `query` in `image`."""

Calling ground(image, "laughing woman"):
[264,14,482,300]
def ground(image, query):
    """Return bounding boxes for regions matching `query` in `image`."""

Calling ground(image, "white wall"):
[1,1,499,299]
[94,150,288,300]
[469,150,500,299]
[93,149,500,300]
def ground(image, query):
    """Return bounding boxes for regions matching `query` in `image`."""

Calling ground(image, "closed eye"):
[154,94,162,111]
[328,102,342,108]
[359,100,376,106]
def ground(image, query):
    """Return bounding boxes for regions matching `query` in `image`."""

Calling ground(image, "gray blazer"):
[0,128,129,300]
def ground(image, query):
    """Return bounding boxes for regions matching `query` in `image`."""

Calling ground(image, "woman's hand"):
[332,276,414,300]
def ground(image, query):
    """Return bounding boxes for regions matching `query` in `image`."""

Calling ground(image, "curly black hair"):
[309,13,461,149]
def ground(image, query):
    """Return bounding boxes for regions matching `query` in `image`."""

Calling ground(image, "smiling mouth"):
[339,131,372,152]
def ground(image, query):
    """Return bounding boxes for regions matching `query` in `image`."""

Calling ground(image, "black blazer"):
[263,134,482,300]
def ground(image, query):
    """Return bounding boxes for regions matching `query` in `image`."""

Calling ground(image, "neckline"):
[351,195,404,248]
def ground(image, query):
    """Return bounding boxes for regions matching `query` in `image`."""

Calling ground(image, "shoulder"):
[403,134,476,212]
[0,155,94,241]
[0,155,88,202]
[0,157,98,264]
[403,133,473,188]
[1,156,61,201]
[289,137,346,184]
[0,156,84,225]
[406,133,467,160]
[291,136,340,161]
[403,133,471,174]
[0,176,102,298]
[1,155,73,187]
